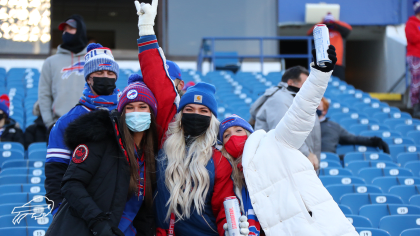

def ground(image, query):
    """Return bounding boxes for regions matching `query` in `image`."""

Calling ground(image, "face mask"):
[224,135,247,158]
[0,113,5,120]
[316,109,323,117]
[62,32,75,45]
[91,77,116,95]
[125,112,151,132]
[181,113,211,137]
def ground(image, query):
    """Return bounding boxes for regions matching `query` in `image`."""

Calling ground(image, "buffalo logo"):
[61,62,85,79]
[72,144,89,164]
[99,63,111,67]
[127,89,138,100]
[194,95,202,103]
[221,118,235,126]
[12,196,53,225]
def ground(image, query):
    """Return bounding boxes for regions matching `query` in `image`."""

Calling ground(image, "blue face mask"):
[125,112,151,132]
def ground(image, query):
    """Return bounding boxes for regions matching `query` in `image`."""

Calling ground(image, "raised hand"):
[311,44,337,73]
[134,0,158,36]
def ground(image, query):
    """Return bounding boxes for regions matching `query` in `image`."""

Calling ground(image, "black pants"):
[332,65,345,81]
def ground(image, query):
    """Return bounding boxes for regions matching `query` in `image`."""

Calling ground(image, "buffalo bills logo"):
[99,63,111,67]
[72,144,89,164]
[127,89,138,100]
[61,62,85,79]
[221,118,235,126]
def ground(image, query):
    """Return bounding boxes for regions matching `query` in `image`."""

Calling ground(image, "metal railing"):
[197,36,314,72]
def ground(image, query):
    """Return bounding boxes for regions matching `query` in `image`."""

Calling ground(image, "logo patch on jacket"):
[72,144,89,164]
[61,62,85,79]
[194,95,202,103]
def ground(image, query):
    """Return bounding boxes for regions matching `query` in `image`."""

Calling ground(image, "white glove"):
[223,215,250,236]
[134,0,158,36]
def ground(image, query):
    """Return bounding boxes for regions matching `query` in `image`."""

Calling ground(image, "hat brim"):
[58,22,67,31]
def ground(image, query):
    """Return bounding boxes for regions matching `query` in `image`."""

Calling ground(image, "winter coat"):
[242,68,358,236]
[406,16,420,58]
[1,118,25,146]
[250,82,321,160]
[24,116,47,149]
[45,109,155,236]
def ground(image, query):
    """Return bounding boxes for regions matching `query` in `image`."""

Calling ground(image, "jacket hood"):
[64,109,115,150]
[59,14,88,54]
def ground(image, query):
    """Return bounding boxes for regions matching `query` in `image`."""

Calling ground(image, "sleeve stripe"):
[137,35,159,53]
[46,154,71,159]
[47,148,71,154]
[138,39,158,47]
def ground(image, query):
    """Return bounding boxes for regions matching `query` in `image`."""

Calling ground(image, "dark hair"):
[119,107,158,209]
[281,66,309,83]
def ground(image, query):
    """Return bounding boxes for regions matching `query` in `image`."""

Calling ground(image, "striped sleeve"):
[138,35,159,53]
[46,117,73,164]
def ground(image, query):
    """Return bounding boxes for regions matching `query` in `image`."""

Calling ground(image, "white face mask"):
[125,112,151,132]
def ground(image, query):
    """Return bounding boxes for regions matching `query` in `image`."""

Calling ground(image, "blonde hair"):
[163,112,220,220]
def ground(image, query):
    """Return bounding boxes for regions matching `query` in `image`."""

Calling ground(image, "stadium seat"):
[320,152,340,162]
[372,176,420,192]
[0,184,45,195]
[359,130,402,138]
[0,203,21,217]
[379,215,420,236]
[319,176,365,187]
[359,204,420,227]
[326,184,382,202]
[214,52,241,73]
[0,175,45,185]
[355,228,391,236]
[345,160,398,175]
[1,160,44,169]
[320,160,342,169]
[28,150,47,160]
[338,204,353,214]
[336,145,357,156]
[330,113,368,123]
[344,152,392,165]
[358,167,414,183]
[0,149,25,167]
[398,153,420,166]
[328,107,359,116]
[388,185,420,203]
[410,195,420,206]
[0,142,24,153]
[395,124,420,136]
[0,193,46,204]
[0,214,52,228]
[345,215,372,227]
[401,229,420,236]
[28,142,47,153]
[384,118,420,129]
[319,168,352,176]
[0,227,49,236]
[373,112,412,121]
[383,137,415,145]
[0,167,44,176]
[389,145,420,162]
[340,193,403,214]
[348,124,390,135]
[407,131,420,145]
[405,161,420,177]
[341,118,380,130]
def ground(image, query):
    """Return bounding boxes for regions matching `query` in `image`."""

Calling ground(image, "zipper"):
[201,214,218,234]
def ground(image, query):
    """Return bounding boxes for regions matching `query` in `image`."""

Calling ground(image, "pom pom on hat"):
[128,73,144,85]
[0,94,10,116]
[87,43,103,52]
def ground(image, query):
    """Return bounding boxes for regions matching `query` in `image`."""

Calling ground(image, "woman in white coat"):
[220,46,358,236]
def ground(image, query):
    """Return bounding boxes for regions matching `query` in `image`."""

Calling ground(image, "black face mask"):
[91,77,116,95]
[316,109,323,117]
[0,113,5,120]
[181,113,211,137]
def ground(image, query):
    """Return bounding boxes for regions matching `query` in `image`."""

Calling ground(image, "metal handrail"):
[197,36,314,72]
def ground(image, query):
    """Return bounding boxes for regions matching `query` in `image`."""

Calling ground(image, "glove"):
[89,212,125,236]
[134,0,158,36]
[370,136,390,154]
[223,215,250,236]
[311,44,337,73]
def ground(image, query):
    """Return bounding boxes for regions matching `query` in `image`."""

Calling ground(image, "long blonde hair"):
[163,112,220,220]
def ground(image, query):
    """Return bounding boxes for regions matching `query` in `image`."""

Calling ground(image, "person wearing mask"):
[250,66,321,171]
[0,95,24,146]
[406,0,420,118]
[307,13,352,81]
[166,60,185,96]
[24,101,47,149]
[219,47,358,236]
[318,98,390,154]
[44,43,120,216]
[45,74,158,236]
[134,1,248,235]
[38,15,88,129]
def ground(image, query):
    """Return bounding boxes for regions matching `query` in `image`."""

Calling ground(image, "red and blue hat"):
[219,114,254,143]
[117,74,157,116]
[414,0,420,14]
[84,43,119,81]
[0,94,9,117]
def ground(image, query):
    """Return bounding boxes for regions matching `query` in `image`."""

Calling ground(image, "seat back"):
[388,185,420,203]
[0,167,45,176]
[338,204,353,214]
[345,160,398,175]
[372,176,420,192]
[320,152,340,162]
[344,214,372,227]
[405,161,420,177]
[326,184,382,202]
[379,215,420,236]
[359,204,420,227]
[401,229,420,236]
[355,227,391,236]
[389,145,420,162]
[0,184,45,195]
[410,195,420,207]
[0,175,45,185]
[319,168,352,176]
[319,176,366,187]
[359,167,414,183]
[344,152,393,165]
[397,153,420,166]
[407,131,420,145]
[340,193,403,214]
[1,160,44,169]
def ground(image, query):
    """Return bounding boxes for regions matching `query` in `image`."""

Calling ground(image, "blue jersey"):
[46,105,92,164]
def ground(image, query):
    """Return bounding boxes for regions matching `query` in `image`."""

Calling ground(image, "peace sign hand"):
[134,0,158,36]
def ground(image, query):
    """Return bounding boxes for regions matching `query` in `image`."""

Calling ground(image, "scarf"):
[241,186,261,236]
[79,83,119,111]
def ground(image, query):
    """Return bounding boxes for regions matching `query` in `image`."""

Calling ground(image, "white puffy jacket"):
[242,67,358,236]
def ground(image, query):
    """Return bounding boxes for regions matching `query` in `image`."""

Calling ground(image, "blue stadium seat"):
[0,175,45,185]
[336,145,357,156]
[0,184,45,195]
[0,167,44,176]
[1,160,44,169]
[319,160,342,169]
[28,142,47,153]
[320,152,340,162]
[28,150,46,160]
[410,195,420,206]
[359,130,402,138]
[383,137,415,145]
[344,152,392,165]
[0,214,52,228]
[319,176,366,187]
[319,168,352,176]
[372,176,420,192]
[384,118,420,129]
[389,145,420,162]
[345,215,372,227]
[330,113,368,123]
[398,153,420,166]
[355,228,391,236]
[328,107,359,116]
[340,193,403,214]
[0,150,25,167]
[388,185,420,203]
[359,204,420,227]
[338,204,353,214]
[340,118,380,130]
[0,192,46,204]
[326,184,382,202]
[214,52,241,73]
[395,124,420,136]
[379,215,420,236]
[358,167,414,183]
[373,112,412,121]
[345,160,398,175]
[405,161,420,177]
[348,124,390,135]
[407,131,420,145]
[0,142,24,152]
[401,229,420,236]
[0,227,49,236]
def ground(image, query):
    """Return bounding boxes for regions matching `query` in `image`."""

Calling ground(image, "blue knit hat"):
[219,114,254,143]
[414,0,420,14]
[166,60,182,81]
[84,43,119,81]
[178,82,217,117]
[0,94,10,117]
[117,74,157,116]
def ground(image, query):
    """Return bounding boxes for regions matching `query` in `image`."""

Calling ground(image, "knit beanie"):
[0,94,10,117]
[323,12,335,23]
[117,74,157,116]
[166,60,182,81]
[178,82,218,117]
[219,114,254,143]
[84,43,119,81]
[414,0,420,14]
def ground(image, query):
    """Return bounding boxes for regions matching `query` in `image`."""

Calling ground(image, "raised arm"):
[275,46,336,149]
[135,0,179,147]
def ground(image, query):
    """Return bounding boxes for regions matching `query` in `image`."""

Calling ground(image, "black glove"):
[370,137,390,154]
[89,212,125,236]
[311,45,337,73]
